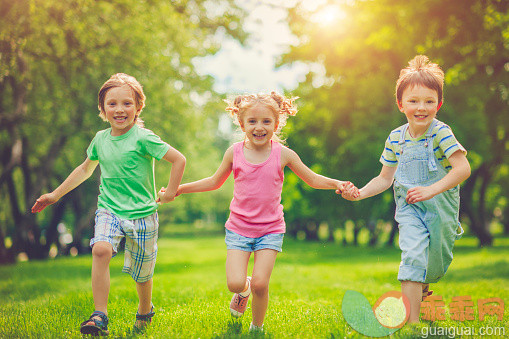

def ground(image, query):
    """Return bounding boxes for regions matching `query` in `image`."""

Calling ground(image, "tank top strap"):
[271,141,284,180]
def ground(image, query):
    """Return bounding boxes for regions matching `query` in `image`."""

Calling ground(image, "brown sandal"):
[422,284,433,301]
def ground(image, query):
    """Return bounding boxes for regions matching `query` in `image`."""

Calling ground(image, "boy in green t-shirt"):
[32,73,186,335]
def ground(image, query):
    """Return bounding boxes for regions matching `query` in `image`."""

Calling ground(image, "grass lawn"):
[0,234,508,338]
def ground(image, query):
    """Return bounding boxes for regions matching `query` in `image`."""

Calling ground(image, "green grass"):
[0,235,508,338]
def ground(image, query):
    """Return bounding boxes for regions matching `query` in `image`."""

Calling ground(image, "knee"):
[250,278,269,296]
[92,242,113,259]
[227,279,246,293]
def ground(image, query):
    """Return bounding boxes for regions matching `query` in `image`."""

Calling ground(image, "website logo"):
[342,290,410,337]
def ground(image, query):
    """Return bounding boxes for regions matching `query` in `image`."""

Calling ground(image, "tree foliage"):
[281,0,508,246]
[0,0,246,262]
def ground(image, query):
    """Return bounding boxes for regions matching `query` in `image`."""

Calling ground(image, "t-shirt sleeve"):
[142,130,171,160]
[379,135,398,167]
[435,125,467,158]
[86,133,99,160]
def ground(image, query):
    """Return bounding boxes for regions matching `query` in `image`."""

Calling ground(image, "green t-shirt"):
[87,125,170,219]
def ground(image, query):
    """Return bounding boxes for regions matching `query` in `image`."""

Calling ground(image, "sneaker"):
[229,276,251,318]
[249,322,264,333]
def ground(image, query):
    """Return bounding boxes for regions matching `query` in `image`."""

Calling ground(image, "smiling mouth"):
[114,116,127,122]
[414,114,428,119]
[253,133,266,138]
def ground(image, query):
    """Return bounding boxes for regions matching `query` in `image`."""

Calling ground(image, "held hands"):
[336,181,360,201]
[31,192,59,213]
[406,186,436,204]
[156,187,177,204]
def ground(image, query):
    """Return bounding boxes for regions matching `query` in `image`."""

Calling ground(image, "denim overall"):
[394,120,463,284]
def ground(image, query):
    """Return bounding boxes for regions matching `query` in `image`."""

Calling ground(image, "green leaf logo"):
[342,290,410,337]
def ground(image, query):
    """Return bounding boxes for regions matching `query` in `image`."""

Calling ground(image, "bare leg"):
[226,249,251,293]
[401,280,423,323]
[135,279,153,328]
[251,249,278,328]
[91,242,113,315]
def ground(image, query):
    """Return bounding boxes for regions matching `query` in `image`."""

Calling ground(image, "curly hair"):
[395,55,445,105]
[225,92,298,144]
[98,73,146,127]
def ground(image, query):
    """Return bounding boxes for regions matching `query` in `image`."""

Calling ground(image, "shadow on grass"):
[445,260,509,282]
[213,319,272,339]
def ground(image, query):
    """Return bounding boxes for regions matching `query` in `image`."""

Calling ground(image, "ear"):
[275,120,279,131]
[238,119,245,132]
[437,101,443,112]
[397,100,404,112]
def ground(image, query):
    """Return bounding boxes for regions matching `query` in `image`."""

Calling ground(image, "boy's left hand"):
[336,181,360,199]
[406,186,436,204]
[156,187,176,204]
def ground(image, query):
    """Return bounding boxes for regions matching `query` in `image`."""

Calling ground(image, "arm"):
[406,150,470,204]
[282,147,350,192]
[177,146,233,195]
[342,165,397,201]
[156,146,187,204]
[31,157,99,213]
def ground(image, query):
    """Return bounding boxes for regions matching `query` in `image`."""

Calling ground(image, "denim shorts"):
[225,228,284,252]
[90,209,158,283]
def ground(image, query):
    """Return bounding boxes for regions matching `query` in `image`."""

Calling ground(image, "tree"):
[0,0,247,262]
[280,0,508,246]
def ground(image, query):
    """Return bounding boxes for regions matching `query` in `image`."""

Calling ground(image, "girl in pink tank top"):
[177,92,357,332]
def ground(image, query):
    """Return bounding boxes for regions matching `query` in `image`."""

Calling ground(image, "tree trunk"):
[460,164,493,247]
[386,220,398,247]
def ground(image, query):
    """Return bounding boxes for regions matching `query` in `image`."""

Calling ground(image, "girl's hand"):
[156,187,176,204]
[31,193,59,213]
[337,181,360,200]
[406,186,436,204]
[175,186,183,197]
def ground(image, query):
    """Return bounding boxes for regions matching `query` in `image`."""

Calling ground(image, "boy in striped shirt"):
[342,55,471,323]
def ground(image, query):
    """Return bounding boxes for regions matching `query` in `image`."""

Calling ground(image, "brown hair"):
[98,73,146,127]
[395,55,444,105]
[225,92,298,144]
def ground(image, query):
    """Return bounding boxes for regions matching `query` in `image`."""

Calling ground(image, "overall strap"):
[398,124,409,145]
[425,120,438,172]
[397,124,409,158]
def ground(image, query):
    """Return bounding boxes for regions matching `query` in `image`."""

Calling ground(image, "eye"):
[248,119,256,124]
[426,100,435,104]
[263,119,272,124]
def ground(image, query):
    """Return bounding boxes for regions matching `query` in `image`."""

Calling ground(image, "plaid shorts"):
[90,209,159,283]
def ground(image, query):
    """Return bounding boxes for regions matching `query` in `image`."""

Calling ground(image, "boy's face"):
[103,85,140,136]
[398,85,440,138]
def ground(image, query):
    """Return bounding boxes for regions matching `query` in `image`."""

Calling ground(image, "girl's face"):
[103,85,140,136]
[239,104,278,149]
[398,85,440,138]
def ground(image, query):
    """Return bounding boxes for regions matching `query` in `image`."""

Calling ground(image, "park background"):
[1,0,508,337]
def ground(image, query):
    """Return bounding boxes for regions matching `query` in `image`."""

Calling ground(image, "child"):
[175,92,353,332]
[31,73,186,335]
[342,55,471,322]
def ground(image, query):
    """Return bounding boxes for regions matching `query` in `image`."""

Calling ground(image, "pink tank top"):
[225,141,285,238]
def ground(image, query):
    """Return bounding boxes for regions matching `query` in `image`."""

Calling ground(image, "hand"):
[337,181,360,200]
[156,187,176,204]
[406,186,436,204]
[31,192,59,213]
[175,186,183,197]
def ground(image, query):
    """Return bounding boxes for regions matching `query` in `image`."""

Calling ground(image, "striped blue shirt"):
[380,120,466,171]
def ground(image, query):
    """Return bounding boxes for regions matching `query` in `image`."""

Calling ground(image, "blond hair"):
[395,55,444,104]
[225,92,298,144]
[98,73,146,127]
